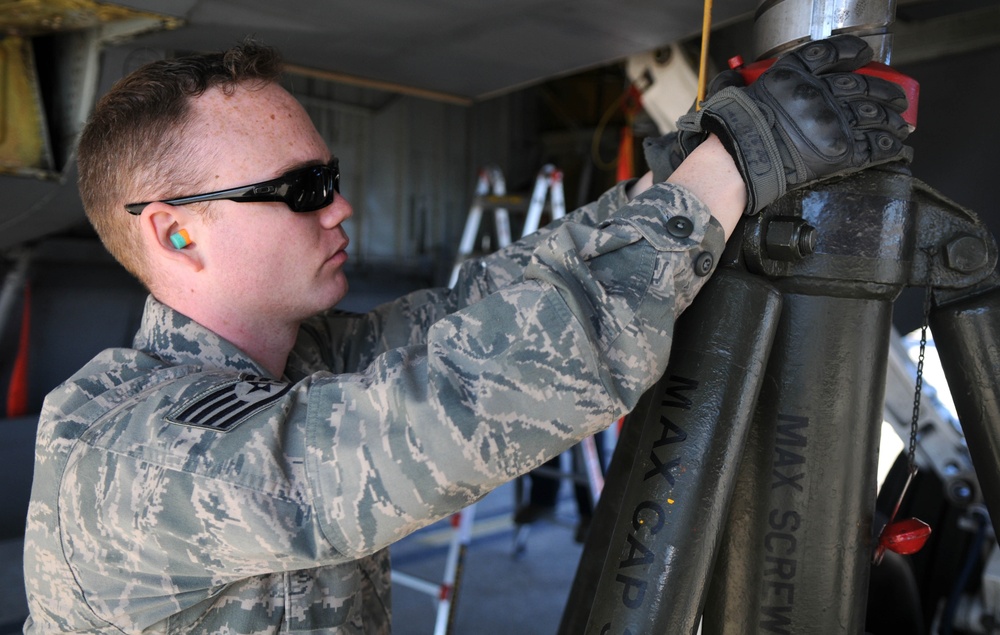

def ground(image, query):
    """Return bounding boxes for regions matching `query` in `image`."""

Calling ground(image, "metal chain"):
[908,250,936,473]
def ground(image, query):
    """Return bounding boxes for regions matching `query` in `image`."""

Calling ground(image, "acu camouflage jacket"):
[23,181,724,633]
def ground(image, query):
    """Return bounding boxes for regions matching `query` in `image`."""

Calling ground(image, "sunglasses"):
[125,159,340,215]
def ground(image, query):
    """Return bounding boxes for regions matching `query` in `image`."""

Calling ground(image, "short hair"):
[77,38,283,286]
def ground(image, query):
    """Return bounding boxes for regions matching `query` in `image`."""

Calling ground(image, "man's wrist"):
[666,134,745,240]
[627,172,654,201]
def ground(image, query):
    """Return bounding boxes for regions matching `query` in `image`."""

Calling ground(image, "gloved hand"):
[677,35,912,214]
[642,69,745,183]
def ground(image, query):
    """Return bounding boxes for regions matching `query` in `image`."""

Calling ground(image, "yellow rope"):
[696,0,714,109]
[591,90,629,170]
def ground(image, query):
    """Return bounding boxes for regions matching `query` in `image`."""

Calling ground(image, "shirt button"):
[694,252,714,276]
[666,216,694,238]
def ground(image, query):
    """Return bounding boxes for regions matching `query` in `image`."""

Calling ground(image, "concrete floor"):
[390,481,587,635]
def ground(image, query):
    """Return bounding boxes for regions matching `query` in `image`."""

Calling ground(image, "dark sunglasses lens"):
[287,165,336,212]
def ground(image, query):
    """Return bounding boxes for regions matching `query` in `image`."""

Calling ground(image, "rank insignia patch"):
[167,376,293,431]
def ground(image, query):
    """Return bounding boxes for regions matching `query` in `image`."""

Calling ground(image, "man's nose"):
[319,195,352,229]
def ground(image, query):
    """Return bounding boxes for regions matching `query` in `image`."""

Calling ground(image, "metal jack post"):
[560,269,782,634]
[560,1,1000,633]
[702,166,997,633]
[561,168,998,635]
[930,270,1000,528]
[707,181,904,633]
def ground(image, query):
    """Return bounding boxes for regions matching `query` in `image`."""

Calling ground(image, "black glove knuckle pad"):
[846,101,880,131]
[789,36,871,74]
[753,66,851,172]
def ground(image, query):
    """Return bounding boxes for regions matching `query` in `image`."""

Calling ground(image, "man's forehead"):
[184,84,329,181]
[187,83,325,163]
[191,82,298,121]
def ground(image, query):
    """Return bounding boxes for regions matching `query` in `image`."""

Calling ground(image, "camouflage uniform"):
[23,181,724,633]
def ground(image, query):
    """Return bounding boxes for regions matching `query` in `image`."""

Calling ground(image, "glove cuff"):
[641,133,682,183]
[699,87,787,215]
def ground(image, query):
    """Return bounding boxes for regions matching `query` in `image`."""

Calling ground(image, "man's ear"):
[141,203,204,272]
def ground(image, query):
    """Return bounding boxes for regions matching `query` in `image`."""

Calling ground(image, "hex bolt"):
[947,478,975,505]
[765,218,817,262]
[944,235,988,273]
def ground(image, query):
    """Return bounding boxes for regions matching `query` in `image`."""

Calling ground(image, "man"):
[23,35,909,633]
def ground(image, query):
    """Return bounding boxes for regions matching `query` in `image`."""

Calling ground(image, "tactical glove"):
[677,35,912,214]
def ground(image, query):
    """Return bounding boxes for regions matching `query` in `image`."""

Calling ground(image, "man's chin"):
[317,277,349,314]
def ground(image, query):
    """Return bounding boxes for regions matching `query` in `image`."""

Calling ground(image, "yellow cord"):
[696,0,714,109]
[591,90,629,170]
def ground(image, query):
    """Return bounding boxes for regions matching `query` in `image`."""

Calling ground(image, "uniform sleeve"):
[306,182,726,557]
[297,179,638,368]
[450,178,635,306]
[296,289,460,373]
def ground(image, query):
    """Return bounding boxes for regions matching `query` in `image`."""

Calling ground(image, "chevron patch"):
[167,376,292,431]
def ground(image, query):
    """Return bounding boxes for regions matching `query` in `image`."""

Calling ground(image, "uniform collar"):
[133,295,272,378]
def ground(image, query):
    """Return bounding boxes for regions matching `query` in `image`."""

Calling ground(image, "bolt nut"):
[944,235,988,273]
[946,478,975,505]
[765,218,817,262]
